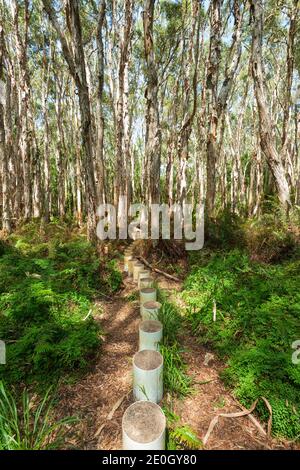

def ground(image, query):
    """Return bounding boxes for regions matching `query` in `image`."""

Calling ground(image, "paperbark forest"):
[1,0,300,452]
[0,0,299,236]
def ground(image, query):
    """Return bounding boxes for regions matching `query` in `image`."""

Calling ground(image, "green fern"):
[169,425,202,450]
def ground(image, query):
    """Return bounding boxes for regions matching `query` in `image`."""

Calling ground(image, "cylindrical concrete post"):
[138,270,151,288]
[139,277,154,289]
[133,350,163,403]
[141,301,162,321]
[128,258,137,277]
[122,401,166,450]
[124,254,133,272]
[133,262,144,283]
[140,288,157,315]
[139,320,163,351]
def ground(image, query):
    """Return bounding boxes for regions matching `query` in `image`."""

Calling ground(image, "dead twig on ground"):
[230,394,269,438]
[203,398,272,446]
[94,393,128,438]
[138,256,180,282]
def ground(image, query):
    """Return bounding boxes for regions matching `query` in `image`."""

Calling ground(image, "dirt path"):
[59,275,140,450]
[58,256,294,450]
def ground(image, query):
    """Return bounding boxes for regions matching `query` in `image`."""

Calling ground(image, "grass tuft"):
[0,381,76,450]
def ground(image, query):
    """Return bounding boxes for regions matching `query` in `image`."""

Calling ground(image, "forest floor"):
[57,246,297,451]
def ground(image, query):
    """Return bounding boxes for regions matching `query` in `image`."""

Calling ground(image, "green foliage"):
[0,222,121,387]
[125,291,139,302]
[163,407,202,450]
[3,320,100,386]
[160,343,191,397]
[183,248,300,439]
[205,210,244,249]
[156,292,191,397]
[105,260,122,292]
[0,381,76,450]
[170,425,202,450]
[242,212,298,263]
[157,296,181,344]
[205,209,299,264]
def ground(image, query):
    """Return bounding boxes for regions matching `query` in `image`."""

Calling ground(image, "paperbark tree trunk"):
[42,34,51,223]
[12,0,32,221]
[95,0,106,206]
[55,76,66,219]
[115,0,133,207]
[206,0,222,216]
[250,0,291,211]
[206,0,244,216]
[42,0,97,240]
[281,1,298,163]
[0,21,11,232]
[143,0,161,205]
[177,0,201,205]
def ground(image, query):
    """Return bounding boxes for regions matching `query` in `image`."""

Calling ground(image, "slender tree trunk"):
[32,142,42,218]
[253,146,263,216]
[177,0,201,205]
[43,0,97,239]
[166,135,174,206]
[67,1,97,236]
[295,102,300,205]
[74,106,83,227]
[124,59,132,205]
[143,0,161,205]
[12,0,32,221]
[42,36,51,222]
[206,0,244,215]
[206,0,222,216]
[282,1,298,160]
[0,22,11,232]
[115,0,133,207]
[7,56,22,220]
[250,0,291,210]
[55,77,66,219]
[95,0,106,205]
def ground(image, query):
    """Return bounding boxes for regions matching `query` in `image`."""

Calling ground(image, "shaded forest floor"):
[57,251,297,450]
[0,221,298,450]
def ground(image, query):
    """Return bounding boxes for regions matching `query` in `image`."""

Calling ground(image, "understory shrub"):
[242,213,298,263]
[205,207,299,263]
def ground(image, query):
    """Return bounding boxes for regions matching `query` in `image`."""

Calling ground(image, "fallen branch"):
[94,393,128,438]
[98,292,114,301]
[195,379,216,385]
[83,309,93,321]
[153,251,164,267]
[107,394,127,420]
[138,256,180,282]
[261,396,273,438]
[203,399,260,446]
[230,394,268,438]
